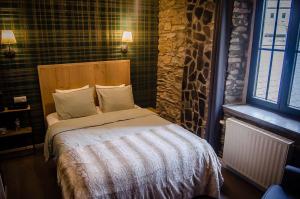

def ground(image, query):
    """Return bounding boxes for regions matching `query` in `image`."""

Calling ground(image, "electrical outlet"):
[14,96,27,103]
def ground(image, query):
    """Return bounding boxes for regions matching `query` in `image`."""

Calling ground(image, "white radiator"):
[223,118,293,189]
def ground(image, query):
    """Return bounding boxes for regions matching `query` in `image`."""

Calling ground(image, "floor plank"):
[221,168,263,199]
[0,150,61,199]
[0,149,263,199]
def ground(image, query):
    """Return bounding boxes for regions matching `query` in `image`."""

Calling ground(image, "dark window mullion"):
[259,48,285,52]
[265,0,281,101]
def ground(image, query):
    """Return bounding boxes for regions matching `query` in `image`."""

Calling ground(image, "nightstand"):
[146,107,158,114]
[0,105,35,154]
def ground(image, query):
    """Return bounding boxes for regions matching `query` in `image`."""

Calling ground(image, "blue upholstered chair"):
[262,165,300,199]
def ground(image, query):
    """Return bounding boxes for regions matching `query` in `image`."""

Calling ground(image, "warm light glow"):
[121,31,133,43]
[1,30,17,45]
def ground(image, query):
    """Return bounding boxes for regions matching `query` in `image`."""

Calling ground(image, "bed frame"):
[38,60,131,118]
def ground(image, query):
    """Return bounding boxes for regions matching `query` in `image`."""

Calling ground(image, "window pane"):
[274,0,291,50]
[267,51,284,102]
[261,0,278,49]
[255,50,272,99]
[253,0,291,103]
[289,53,300,109]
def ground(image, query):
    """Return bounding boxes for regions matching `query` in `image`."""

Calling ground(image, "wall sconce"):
[1,30,17,58]
[121,31,133,54]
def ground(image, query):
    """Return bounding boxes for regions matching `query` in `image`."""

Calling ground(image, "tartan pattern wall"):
[0,0,158,142]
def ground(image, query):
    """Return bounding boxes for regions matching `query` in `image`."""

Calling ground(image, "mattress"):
[44,108,223,199]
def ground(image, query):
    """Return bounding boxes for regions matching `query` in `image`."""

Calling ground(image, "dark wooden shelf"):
[0,104,35,154]
[0,127,32,138]
[0,106,30,114]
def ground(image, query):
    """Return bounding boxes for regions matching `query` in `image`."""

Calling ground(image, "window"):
[248,0,300,117]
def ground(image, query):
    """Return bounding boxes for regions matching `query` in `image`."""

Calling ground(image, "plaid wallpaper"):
[0,0,158,143]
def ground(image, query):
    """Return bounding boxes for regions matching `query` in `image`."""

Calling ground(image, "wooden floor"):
[0,149,263,199]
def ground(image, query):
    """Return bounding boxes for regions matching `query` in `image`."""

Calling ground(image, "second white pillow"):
[96,85,134,112]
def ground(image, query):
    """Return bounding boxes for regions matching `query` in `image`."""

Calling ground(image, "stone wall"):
[224,0,252,104]
[181,0,216,137]
[219,0,252,156]
[156,0,187,123]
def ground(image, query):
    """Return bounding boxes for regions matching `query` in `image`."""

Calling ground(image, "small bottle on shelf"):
[15,118,20,131]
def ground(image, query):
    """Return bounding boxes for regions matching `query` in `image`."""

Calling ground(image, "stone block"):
[233,8,251,14]
[164,22,172,30]
[229,45,241,51]
[234,26,247,32]
[194,7,203,19]
[193,32,206,41]
[228,57,242,63]
[203,10,213,25]
[171,25,186,31]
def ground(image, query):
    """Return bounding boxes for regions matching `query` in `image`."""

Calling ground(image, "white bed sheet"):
[46,105,141,126]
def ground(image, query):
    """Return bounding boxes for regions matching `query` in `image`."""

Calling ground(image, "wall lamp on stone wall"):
[1,30,17,58]
[121,31,133,54]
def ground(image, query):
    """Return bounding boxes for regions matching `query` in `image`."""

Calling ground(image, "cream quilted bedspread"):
[44,109,223,199]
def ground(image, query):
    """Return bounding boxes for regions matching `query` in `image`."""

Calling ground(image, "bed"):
[38,60,223,199]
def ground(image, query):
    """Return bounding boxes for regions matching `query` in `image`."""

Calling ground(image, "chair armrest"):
[281,165,300,196]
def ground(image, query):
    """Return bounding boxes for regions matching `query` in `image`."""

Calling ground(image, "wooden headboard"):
[38,60,130,118]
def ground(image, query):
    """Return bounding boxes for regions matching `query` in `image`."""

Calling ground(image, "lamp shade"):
[1,30,17,45]
[121,31,133,43]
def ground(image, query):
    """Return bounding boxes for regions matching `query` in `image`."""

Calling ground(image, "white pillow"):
[95,84,125,89]
[53,87,97,120]
[96,85,135,112]
[96,84,125,108]
[55,85,89,93]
